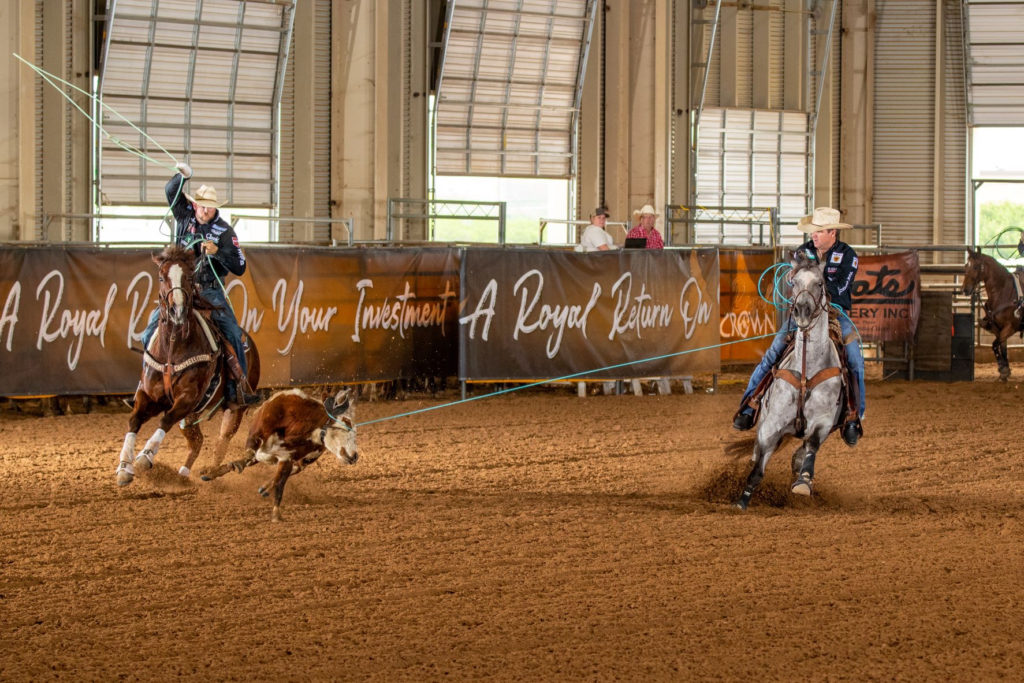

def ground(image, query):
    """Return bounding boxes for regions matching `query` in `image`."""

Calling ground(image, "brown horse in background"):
[116,245,260,485]
[962,250,1024,381]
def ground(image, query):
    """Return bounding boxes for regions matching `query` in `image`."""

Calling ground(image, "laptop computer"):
[624,237,648,249]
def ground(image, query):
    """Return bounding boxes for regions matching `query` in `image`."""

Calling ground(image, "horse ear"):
[152,252,162,266]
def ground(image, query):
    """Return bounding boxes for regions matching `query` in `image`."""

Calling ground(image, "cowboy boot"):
[223,345,260,406]
[841,370,863,446]
[122,381,143,409]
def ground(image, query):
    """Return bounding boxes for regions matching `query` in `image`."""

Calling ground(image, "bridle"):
[962,256,984,297]
[790,274,828,331]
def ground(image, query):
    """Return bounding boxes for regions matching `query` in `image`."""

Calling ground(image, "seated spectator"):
[578,206,617,252]
[626,204,664,249]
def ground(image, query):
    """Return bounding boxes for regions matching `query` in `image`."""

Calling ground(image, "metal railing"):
[229,214,355,246]
[664,205,778,247]
[538,218,630,247]
[388,198,506,244]
[38,212,355,246]
[41,212,175,242]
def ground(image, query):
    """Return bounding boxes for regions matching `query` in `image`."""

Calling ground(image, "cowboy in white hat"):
[733,207,865,453]
[135,162,259,408]
[625,204,664,249]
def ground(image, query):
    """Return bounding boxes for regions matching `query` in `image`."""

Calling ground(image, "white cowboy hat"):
[632,204,659,217]
[797,207,852,231]
[184,184,225,208]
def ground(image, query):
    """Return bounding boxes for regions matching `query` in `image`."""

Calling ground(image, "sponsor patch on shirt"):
[830,251,843,264]
[851,256,859,269]
[232,236,239,247]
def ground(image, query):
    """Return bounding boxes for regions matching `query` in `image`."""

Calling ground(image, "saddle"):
[142,307,251,418]
[738,308,859,438]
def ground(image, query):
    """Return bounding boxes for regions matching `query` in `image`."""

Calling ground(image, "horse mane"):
[790,249,820,276]
[970,250,1014,285]
[156,244,196,270]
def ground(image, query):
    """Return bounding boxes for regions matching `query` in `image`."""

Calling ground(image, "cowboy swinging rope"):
[15,52,243,317]
[14,52,195,245]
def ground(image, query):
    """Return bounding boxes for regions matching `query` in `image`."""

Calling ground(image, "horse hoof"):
[116,463,135,487]
[134,451,154,471]
[791,477,813,497]
[258,486,269,498]
[733,499,748,511]
[178,466,190,478]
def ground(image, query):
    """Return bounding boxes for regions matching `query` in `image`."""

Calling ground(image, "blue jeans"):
[742,314,865,418]
[141,285,248,378]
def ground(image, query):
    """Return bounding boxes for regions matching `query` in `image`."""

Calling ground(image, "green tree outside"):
[978,201,1024,254]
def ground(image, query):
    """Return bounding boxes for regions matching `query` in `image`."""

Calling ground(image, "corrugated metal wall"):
[769,0,785,111]
[278,0,331,243]
[942,0,967,248]
[872,0,965,248]
[873,0,938,245]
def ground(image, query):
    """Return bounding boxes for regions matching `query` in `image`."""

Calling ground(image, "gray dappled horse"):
[735,251,844,510]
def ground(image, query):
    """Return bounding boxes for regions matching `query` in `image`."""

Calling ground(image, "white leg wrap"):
[178,465,190,478]
[119,433,137,464]
[143,428,167,457]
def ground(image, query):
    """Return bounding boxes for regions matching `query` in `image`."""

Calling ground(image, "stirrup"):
[841,419,862,447]
[732,410,755,431]
[238,390,261,406]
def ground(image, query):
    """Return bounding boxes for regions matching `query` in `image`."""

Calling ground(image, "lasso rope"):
[757,259,863,349]
[349,259,868,429]
[14,53,177,171]
[356,332,778,428]
[14,53,189,242]
[985,226,1024,261]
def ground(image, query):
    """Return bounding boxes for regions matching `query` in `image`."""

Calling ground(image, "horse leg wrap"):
[135,429,166,470]
[119,433,137,464]
[142,429,166,458]
[799,452,816,480]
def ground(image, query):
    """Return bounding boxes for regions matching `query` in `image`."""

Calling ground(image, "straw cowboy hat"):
[632,203,659,217]
[184,184,225,208]
[797,207,852,231]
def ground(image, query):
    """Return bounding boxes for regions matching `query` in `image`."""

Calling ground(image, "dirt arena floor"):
[1,368,1022,681]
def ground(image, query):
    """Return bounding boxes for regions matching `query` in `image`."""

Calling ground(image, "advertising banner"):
[458,248,720,380]
[719,249,778,363]
[849,251,921,342]
[0,245,460,396]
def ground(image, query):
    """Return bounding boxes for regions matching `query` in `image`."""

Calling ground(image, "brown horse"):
[116,245,260,486]
[962,250,1024,381]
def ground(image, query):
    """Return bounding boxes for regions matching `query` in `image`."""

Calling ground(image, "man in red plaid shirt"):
[625,204,664,249]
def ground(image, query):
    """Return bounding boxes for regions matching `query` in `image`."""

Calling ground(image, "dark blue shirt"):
[797,238,859,311]
[165,173,246,288]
